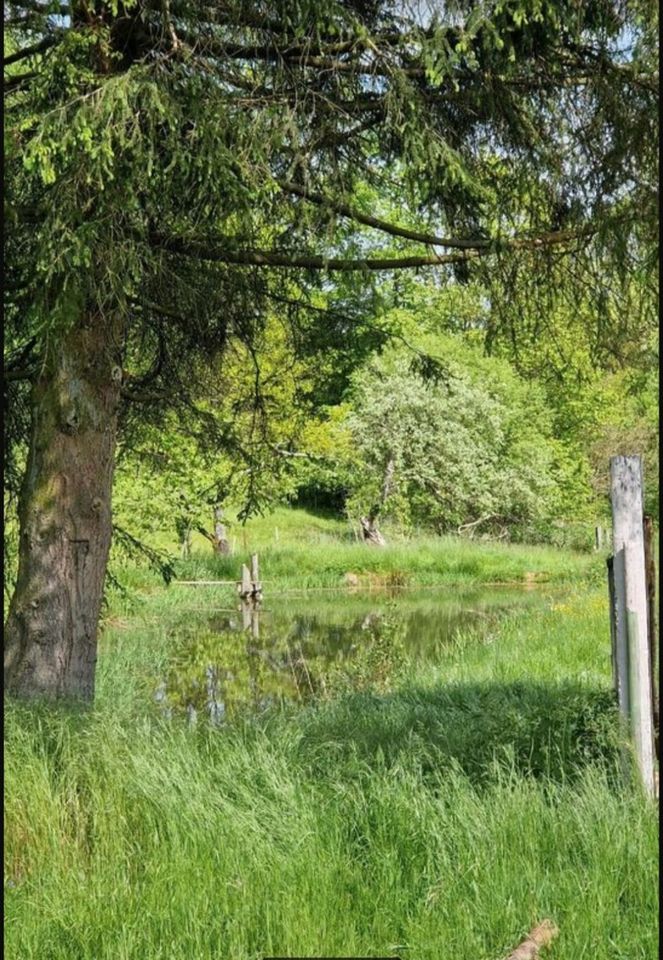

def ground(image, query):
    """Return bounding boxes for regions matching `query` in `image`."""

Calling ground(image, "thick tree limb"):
[146,20,658,96]
[3,34,57,66]
[280,181,626,253]
[154,220,601,272]
[120,386,173,403]
[153,234,475,270]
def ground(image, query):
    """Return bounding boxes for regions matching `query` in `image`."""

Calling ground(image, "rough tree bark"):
[360,454,394,546]
[212,506,230,555]
[4,312,123,701]
[359,514,387,546]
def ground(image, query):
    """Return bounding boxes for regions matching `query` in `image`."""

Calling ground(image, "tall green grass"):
[126,506,599,591]
[178,537,596,589]
[4,586,658,959]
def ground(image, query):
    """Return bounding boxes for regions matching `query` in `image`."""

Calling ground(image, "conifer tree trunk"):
[4,313,123,701]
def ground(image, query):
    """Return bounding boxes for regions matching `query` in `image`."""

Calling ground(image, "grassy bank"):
[128,506,599,591]
[4,582,658,959]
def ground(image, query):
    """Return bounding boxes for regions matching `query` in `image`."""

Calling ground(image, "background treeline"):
[110,274,657,557]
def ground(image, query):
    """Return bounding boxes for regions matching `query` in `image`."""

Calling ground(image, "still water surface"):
[155,585,552,723]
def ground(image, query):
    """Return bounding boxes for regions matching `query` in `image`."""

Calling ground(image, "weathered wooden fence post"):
[595,525,603,551]
[609,455,656,796]
[239,563,252,599]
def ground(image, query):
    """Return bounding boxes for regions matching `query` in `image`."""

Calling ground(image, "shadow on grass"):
[4,680,624,792]
[295,680,622,787]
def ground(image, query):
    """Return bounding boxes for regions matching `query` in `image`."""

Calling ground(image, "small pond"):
[154,584,554,723]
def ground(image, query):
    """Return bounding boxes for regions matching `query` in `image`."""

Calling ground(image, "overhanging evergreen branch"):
[153,221,606,271]
[278,181,487,250]
[112,525,176,585]
[3,34,58,66]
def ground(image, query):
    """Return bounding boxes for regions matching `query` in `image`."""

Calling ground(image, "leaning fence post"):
[609,455,655,796]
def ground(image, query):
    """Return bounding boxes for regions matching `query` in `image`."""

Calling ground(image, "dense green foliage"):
[108,294,656,563]
[345,333,578,537]
[4,0,658,571]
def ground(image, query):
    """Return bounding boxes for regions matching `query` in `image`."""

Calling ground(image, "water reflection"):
[154,586,549,724]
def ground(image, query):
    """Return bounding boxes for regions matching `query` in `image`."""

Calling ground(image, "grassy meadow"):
[137,505,598,590]
[4,511,658,959]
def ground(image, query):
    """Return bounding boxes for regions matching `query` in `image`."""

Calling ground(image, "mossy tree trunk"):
[4,313,123,701]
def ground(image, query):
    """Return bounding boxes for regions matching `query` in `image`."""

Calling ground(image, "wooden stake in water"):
[239,563,252,599]
[250,553,262,601]
[610,455,656,796]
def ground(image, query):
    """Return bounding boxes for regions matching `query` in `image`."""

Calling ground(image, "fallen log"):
[504,920,558,959]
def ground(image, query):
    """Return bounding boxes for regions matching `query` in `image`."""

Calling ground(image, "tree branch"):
[4,336,39,382]
[120,385,173,403]
[3,34,57,66]
[153,221,603,272]
[279,180,488,250]
[3,70,37,92]
[154,236,476,270]
[147,21,657,96]
[3,367,36,382]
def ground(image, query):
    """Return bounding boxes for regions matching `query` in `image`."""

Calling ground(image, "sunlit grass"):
[129,506,598,592]
[4,583,658,959]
